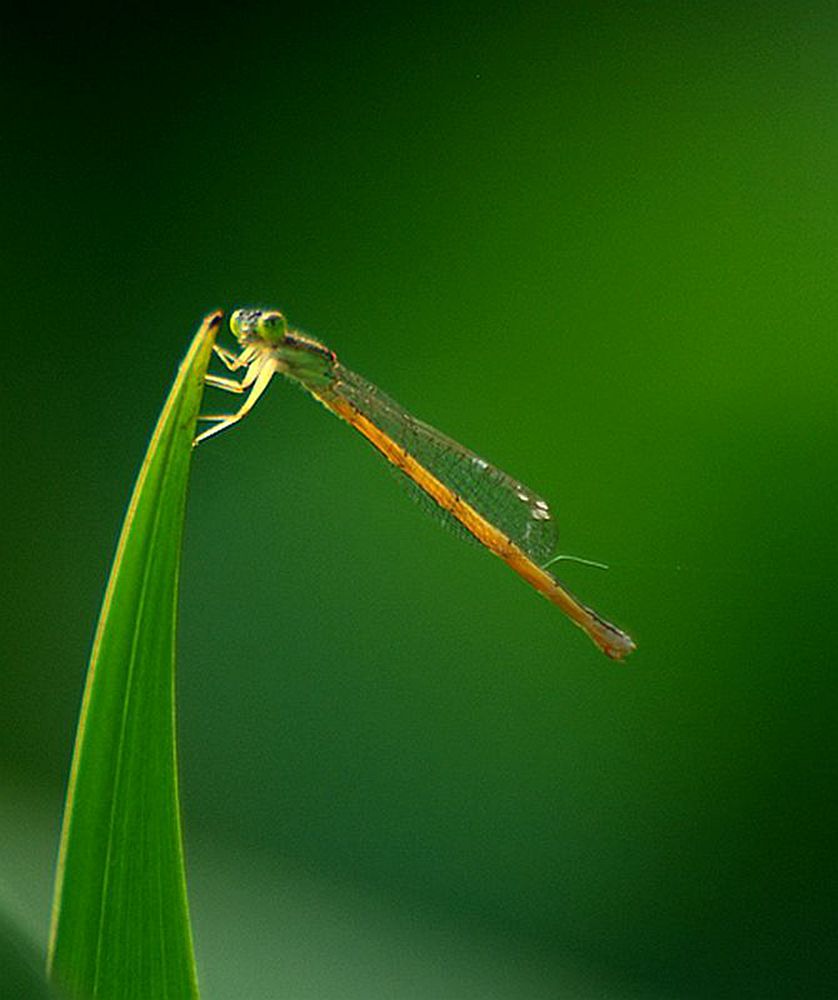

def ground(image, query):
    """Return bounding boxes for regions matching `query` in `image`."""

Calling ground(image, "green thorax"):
[230,308,337,387]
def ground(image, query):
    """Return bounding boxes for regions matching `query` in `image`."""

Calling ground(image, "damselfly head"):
[230,308,288,346]
[231,306,337,383]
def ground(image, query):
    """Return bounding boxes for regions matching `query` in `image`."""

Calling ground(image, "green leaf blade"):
[48,312,221,999]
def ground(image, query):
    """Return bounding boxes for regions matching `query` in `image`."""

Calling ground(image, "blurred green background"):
[2,4,836,997]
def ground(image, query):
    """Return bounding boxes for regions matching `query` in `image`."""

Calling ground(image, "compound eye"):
[229,309,250,338]
[258,311,288,342]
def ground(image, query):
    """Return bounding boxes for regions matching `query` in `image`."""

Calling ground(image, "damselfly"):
[195,309,635,659]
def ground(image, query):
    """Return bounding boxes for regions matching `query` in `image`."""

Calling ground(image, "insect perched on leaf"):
[195,309,635,659]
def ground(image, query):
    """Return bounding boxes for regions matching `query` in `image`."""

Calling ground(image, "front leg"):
[203,355,264,395]
[213,343,258,372]
[194,358,278,447]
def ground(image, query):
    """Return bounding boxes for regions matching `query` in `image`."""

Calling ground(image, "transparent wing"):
[332,366,558,565]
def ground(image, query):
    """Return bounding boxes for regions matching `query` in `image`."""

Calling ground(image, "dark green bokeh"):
[0,908,55,999]
[2,5,835,998]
